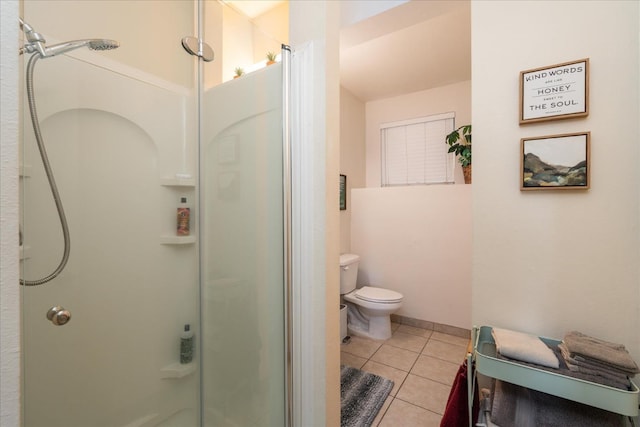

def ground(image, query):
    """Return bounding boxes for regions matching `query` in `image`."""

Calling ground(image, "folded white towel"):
[492,328,559,369]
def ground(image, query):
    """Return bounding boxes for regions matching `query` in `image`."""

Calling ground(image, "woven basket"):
[463,165,472,184]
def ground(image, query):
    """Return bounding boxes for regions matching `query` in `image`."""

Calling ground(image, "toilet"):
[340,253,403,340]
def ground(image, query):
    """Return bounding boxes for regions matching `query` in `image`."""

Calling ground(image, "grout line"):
[393,393,442,414]
[342,326,453,425]
[393,395,445,416]
[373,396,394,427]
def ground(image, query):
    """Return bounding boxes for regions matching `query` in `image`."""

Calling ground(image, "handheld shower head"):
[18,18,119,58]
[42,39,120,57]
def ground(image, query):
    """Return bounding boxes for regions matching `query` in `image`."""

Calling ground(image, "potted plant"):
[445,124,472,184]
[266,52,277,65]
[233,67,244,79]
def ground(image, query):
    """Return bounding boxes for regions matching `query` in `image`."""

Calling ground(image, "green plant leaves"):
[445,124,472,166]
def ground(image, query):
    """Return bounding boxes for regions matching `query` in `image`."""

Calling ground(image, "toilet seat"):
[354,286,403,303]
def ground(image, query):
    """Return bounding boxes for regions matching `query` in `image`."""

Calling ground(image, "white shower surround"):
[20,45,199,427]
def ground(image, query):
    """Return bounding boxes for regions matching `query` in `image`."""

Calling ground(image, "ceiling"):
[340,0,471,102]
[224,0,285,19]
[226,0,471,103]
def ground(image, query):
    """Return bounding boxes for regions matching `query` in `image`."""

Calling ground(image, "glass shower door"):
[200,62,286,426]
[20,1,200,426]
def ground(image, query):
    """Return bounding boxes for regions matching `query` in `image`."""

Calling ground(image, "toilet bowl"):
[340,254,403,340]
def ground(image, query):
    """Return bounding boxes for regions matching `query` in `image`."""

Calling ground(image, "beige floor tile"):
[371,344,420,372]
[397,324,433,338]
[378,398,442,427]
[372,395,394,427]
[342,335,383,359]
[410,355,460,386]
[386,331,428,353]
[361,360,409,397]
[431,331,470,348]
[422,339,468,364]
[396,374,451,414]
[341,322,466,426]
[341,351,367,369]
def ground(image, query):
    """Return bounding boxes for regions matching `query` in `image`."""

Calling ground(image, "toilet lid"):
[355,286,403,303]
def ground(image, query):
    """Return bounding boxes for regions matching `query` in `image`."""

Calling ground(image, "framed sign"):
[520,59,589,124]
[521,132,590,191]
[339,174,347,210]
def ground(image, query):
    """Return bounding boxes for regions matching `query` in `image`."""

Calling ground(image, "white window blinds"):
[381,112,455,186]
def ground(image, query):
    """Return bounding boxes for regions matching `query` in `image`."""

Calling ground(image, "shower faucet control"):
[46,306,71,326]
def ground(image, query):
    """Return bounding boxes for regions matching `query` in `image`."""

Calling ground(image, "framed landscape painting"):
[340,174,347,210]
[521,132,590,191]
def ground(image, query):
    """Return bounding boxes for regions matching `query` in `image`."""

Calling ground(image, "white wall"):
[289,1,341,425]
[340,87,366,254]
[1,2,20,426]
[203,0,224,90]
[222,2,287,82]
[253,1,289,61]
[366,80,471,187]
[23,0,195,88]
[351,185,472,329]
[472,1,640,360]
[347,80,472,328]
[340,0,409,28]
[223,4,255,81]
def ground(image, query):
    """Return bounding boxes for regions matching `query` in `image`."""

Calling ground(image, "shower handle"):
[46,306,71,326]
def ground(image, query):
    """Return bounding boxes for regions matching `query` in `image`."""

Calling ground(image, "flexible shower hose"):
[21,53,71,286]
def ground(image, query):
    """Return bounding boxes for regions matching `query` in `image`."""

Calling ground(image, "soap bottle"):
[180,324,194,364]
[177,197,190,236]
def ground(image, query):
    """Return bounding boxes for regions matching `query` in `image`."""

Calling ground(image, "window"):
[381,112,455,186]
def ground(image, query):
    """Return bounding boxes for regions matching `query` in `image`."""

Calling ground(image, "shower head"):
[88,39,120,51]
[19,18,119,57]
[42,39,120,58]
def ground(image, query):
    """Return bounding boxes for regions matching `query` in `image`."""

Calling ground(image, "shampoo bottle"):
[180,324,194,364]
[177,197,190,236]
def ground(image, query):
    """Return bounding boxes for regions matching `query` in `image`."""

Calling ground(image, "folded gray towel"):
[558,343,633,380]
[573,352,639,376]
[499,343,632,390]
[563,331,639,373]
[490,380,625,427]
[563,362,631,389]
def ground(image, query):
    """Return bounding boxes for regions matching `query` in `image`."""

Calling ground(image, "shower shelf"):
[20,165,32,178]
[160,178,196,187]
[160,235,196,245]
[160,362,197,379]
[20,245,30,260]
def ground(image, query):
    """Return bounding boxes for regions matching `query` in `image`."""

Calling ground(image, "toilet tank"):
[340,254,360,294]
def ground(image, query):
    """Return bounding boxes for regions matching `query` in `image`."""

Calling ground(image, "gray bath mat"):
[341,365,394,427]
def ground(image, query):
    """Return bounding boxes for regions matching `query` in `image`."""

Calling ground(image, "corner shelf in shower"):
[20,164,32,178]
[160,177,196,245]
[160,362,197,379]
[160,178,196,187]
[20,245,31,260]
[160,235,196,245]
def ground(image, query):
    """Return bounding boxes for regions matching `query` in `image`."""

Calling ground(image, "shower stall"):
[19,1,291,425]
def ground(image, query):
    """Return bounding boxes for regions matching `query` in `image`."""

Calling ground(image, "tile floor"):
[340,322,470,427]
